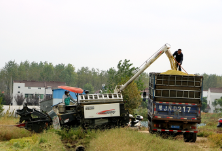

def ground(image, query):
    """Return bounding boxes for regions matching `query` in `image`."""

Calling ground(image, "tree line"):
[0,60,222,106]
[201,73,222,90]
[0,60,148,106]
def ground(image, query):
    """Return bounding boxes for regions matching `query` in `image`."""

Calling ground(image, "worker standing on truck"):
[173,49,183,71]
[62,91,75,105]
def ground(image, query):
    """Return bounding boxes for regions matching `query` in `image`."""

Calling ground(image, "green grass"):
[88,128,203,151]
[197,112,222,137]
[2,113,222,150]
[0,131,66,151]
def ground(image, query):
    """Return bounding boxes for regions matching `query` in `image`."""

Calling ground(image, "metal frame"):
[78,93,123,104]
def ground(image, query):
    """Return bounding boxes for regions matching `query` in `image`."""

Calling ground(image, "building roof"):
[209,87,222,93]
[13,81,66,89]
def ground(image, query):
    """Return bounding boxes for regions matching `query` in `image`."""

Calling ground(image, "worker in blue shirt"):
[173,49,183,71]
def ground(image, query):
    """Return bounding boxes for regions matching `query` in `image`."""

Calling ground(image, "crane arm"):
[114,44,173,93]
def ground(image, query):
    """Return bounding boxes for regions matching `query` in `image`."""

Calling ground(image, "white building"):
[207,87,222,113]
[203,90,208,98]
[12,81,66,105]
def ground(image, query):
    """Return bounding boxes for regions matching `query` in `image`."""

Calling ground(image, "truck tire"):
[183,133,191,142]
[189,133,197,142]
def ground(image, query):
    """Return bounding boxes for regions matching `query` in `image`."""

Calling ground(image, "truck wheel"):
[189,133,197,142]
[183,133,191,142]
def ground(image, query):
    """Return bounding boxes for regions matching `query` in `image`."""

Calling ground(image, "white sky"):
[0,0,222,75]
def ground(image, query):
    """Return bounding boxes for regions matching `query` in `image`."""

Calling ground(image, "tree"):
[14,94,25,105]
[120,77,141,114]
[83,83,95,94]
[106,59,142,113]
[40,62,54,81]
[26,94,40,106]
[4,94,12,105]
[212,97,222,113]
[201,97,207,112]
[0,95,4,115]
[61,64,77,86]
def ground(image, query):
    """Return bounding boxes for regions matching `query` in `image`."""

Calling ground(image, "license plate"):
[171,125,180,129]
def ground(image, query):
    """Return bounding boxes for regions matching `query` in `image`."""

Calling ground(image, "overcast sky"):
[0,0,221,75]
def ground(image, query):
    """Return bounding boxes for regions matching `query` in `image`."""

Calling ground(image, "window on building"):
[28,87,31,89]
[18,91,20,93]
[25,94,33,98]
[38,87,41,89]
[18,86,20,88]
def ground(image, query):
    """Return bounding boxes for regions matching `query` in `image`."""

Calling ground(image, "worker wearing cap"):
[62,91,75,105]
[173,49,183,71]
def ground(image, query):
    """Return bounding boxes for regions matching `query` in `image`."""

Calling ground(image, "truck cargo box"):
[148,72,203,126]
[148,73,203,104]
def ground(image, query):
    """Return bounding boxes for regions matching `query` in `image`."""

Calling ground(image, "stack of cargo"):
[147,70,203,142]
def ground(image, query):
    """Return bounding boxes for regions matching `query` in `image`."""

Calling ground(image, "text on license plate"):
[171,125,180,129]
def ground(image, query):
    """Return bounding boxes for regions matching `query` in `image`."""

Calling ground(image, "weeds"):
[0,116,32,141]
[39,137,47,144]
[56,127,97,149]
[88,128,201,151]
[209,133,222,148]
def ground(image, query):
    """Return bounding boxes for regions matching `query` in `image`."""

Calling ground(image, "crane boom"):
[114,44,172,93]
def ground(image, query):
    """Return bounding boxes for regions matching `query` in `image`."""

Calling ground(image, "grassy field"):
[89,128,203,151]
[1,113,222,151]
[0,116,32,141]
[198,112,222,137]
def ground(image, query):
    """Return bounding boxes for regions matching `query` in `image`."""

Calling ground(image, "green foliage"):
[106,59,149,113]
[83,83,95,94]
[56,127,97,149]
[120,78,141,113]
[0,95,4,115]
[0,59,150,98]
[0,60,109,95]
[212,97,222,113]
[202,73,222,90]
[201,97,207,112]
[106,59,148,92]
